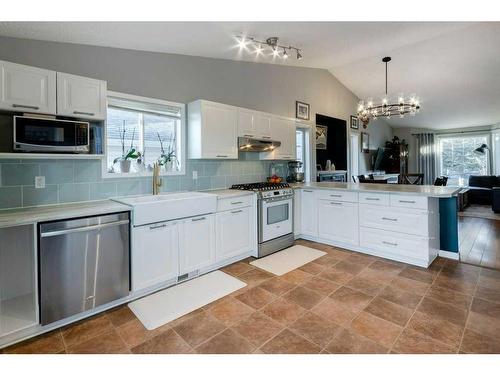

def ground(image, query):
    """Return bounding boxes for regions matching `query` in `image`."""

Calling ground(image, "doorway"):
[350,133,359,181]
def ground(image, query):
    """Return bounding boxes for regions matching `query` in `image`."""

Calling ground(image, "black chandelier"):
[357,57,420,128]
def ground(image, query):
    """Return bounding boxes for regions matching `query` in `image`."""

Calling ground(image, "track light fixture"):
[235,35,302,60]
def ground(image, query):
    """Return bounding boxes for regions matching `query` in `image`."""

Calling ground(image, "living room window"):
[103,91,185,177]
[437,134,491,186]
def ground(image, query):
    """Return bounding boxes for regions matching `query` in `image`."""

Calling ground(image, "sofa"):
[468,175,500,212]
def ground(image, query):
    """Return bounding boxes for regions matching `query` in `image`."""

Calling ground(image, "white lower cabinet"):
[132,221,179,291]
[318,200,359,246]
[178,214,216,275]
[216,207,253,261]
[301,189,318,237]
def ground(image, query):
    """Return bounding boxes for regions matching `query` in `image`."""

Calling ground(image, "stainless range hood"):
[238,137,281,152]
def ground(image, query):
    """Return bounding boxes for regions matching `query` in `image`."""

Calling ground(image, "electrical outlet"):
[192,171,198,180]
[35,176,45,189]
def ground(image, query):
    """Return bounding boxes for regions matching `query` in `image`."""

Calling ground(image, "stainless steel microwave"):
[13,116,90,153]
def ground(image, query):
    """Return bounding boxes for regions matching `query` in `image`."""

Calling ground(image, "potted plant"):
[157,133,177,172]
[113,123,139,173]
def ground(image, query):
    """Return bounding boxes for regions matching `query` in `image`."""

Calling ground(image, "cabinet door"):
[256,112,272,140]
[201,102,238,159]
[238,108,256,138]
[0,60,56,114]
[261,116,296,160]
[132,221,179,291]
[216,207,253,261]
[57,72,107,120]
[318,200,359,245]
[179,214,216,274]
[301,189,318,237]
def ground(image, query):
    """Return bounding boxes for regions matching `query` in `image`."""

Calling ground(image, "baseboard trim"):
[438,250,460,260]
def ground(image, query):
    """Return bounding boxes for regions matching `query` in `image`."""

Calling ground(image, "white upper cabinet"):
[237,108,273,140]
[188,100,238,159]
[0,60,56,114]
[260,116,296,160]
[56,72,107,120]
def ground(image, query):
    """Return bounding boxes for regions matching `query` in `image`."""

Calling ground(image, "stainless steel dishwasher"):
[39,212,130,325]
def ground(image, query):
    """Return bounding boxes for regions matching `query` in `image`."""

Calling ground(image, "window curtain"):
[415,133,436,185]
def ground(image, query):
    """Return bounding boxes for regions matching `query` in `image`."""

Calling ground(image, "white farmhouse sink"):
[114,192,217,226]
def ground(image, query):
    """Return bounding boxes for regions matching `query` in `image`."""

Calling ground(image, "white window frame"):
[102,91,186,179]
[295,121,313,182]
[436,132,492,184]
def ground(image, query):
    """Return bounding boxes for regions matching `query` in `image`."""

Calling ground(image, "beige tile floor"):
[3,239,500,354]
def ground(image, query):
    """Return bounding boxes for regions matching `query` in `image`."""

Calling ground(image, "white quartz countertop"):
[0,200,132,228]
[290,182,461,198]
[205,189,255,199]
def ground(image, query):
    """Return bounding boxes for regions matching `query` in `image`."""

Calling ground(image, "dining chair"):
[401,173,424,185]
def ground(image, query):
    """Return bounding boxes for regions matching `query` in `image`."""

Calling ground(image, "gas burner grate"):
[230,182,291,191]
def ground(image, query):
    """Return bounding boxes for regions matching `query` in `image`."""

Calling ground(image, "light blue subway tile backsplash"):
[1,163,39,186]
[59,183,90,203]
[40,161,74,185]
[0,158,284,210]
[0,186,22,209]
[22,185,58,207]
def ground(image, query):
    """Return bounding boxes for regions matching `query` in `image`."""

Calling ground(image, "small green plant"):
[157,132,177,166]
[113,122,140,164]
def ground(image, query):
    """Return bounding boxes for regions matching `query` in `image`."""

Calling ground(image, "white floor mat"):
[250,245,327,276]
[128,271,246,330]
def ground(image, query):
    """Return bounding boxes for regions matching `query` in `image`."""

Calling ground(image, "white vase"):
[165,160,175,172]
[120,159,131,173]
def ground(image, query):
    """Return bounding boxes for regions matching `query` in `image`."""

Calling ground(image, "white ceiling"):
[0,22,499,129]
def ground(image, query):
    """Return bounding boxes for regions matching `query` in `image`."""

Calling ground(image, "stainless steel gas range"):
[231,182,294,258]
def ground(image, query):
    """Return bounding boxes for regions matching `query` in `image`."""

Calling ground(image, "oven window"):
[267,203,289,225]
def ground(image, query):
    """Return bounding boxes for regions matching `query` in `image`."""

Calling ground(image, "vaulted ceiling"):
[1,22,499,129]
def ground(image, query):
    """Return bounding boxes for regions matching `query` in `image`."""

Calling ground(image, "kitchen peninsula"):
[292,182,461,268]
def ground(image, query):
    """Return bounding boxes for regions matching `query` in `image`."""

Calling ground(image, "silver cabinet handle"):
[192,217,206,222]
[330,202,342,205]
[73,110,95,116]
[262,136,271,139]
[303,190,314,193]
[382,241,398,246]
[231,201,243,205]
[231,209,243,214]
[216,155,228,158]
[399,200,416,204]
[365,197,380,201]
[41,219,129,237]
[13,104,40,110]
[382,217,398,222]
[150,223,167,230]
[243,134,254,138]
[330,194,342,197]
[85,295,95,300]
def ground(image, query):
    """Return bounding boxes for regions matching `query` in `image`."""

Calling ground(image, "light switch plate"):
[192,171,198,180]
[35,176,46,189]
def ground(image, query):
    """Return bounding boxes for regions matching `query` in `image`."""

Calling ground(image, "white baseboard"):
[438,250,460,260]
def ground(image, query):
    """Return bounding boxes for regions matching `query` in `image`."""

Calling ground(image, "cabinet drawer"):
[390,194,428,210]
[359,205,429,236]
[359,192,389,206]
[316,189,358,203]
[217,194,253,212]
[360,227,429,260]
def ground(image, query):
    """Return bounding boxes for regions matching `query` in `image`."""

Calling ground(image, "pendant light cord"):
[385,60,388,95]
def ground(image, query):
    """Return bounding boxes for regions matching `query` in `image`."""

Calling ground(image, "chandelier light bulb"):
[237,37,247,49]
[272,48,280,57]
[255,44,263,55]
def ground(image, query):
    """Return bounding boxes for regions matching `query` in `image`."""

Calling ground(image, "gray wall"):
[0,36,393,209]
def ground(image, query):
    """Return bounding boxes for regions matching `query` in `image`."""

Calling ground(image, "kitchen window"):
[296,126,312,181]
[103,91,185,177]
[437,134,490,186]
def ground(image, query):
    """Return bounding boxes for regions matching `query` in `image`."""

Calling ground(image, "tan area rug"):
[128,271,246,330]
[459,204,500,221]
[250,245,326,276]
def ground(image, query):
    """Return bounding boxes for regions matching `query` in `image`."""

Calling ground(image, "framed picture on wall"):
[350,115,359,130]
[296,101,310,120]
[316,125,327,150]
[361,132,369,153]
